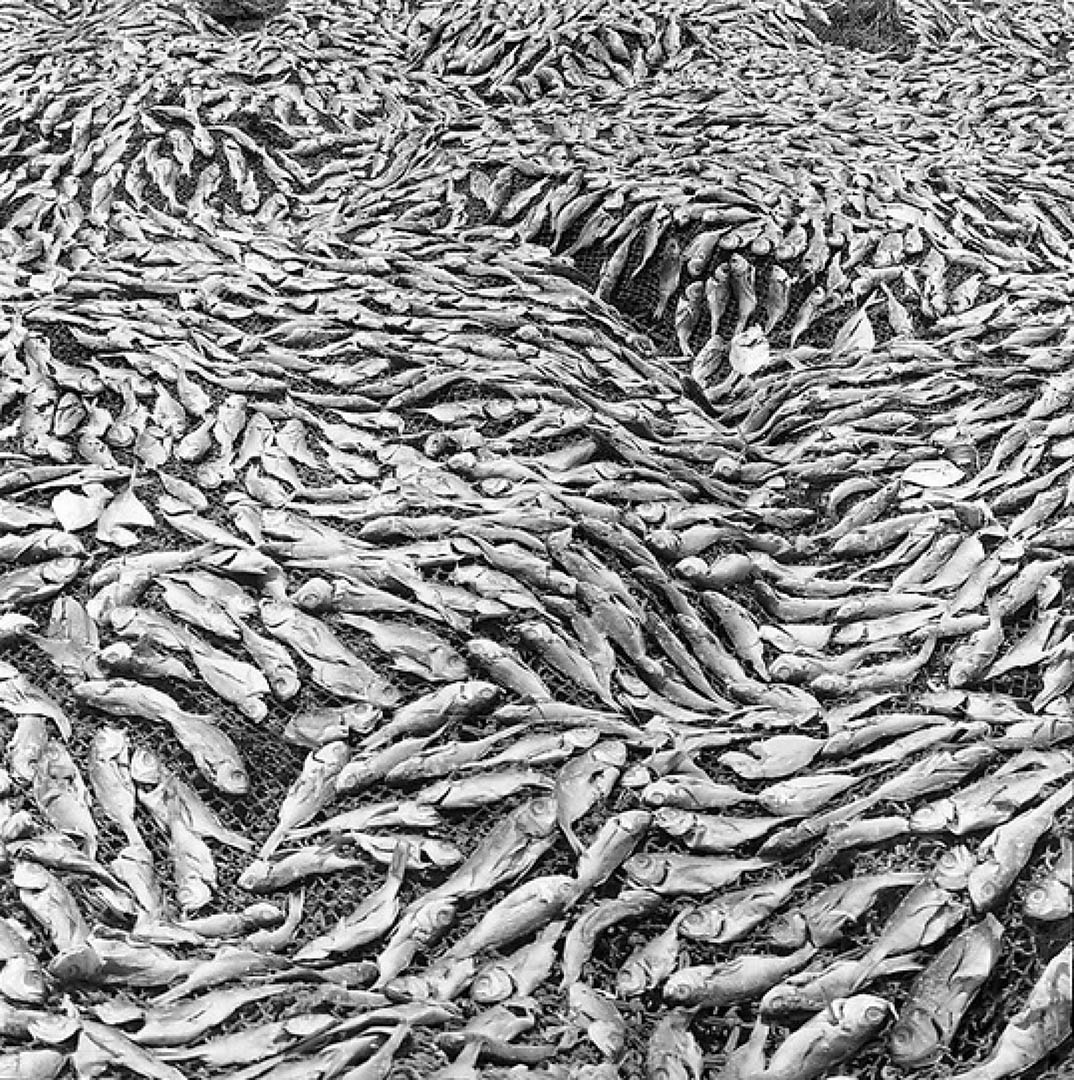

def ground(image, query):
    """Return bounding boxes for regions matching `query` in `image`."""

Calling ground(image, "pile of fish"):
[0,0,1072,1077]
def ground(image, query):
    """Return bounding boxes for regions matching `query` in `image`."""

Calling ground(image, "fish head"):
[216,763,250,796]
[908,803,953,833]
[129,749,163,786]
[624,854,670,889]
[641,780,679,808]
[0,956,47,1004]
[471,964,516,1005]
[654,808,692,837]
[1024,881,1070,921]
[12,861,50,890]
[92,725,129,759]
[760,983,819,1017]
[889,1005,942,1066]
[615,960,650,998]
[48,942,102,985]
[414,898,457,943]
[678,906,724,943]
[292,578,333,612]
[967,867,1004,912]
[464,681,502,711]
[933,845,975,890]
[767,912,809,950]
[661,971,698,1005]
[520,796,559,837]
[838,994,896,1036]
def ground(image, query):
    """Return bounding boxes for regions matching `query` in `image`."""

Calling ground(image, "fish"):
[624,854,770,897]
[760,995,897,1080]
[471,919,566,1005]
[945,944,1071,1080]
[157,1014,338,1068]
[0,918,46,1005]
[0,1050,66,1080]
[664,945,816,1007]
[73,680,248,794]
[678,871,811,945]
[575,810,651,891]
[561,890,662,989]
[554,741,627,854]
[445,875,579,960]
[967,780,1074,911]
[654,808,783,854]
[13,860,89,954]
[1023,837,1073,921]
[647,1010,702,1080]
[261,740,350,858]
[889,915,1004,1067]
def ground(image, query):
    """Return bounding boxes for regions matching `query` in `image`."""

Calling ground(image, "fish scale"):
[0,2,1070,1080]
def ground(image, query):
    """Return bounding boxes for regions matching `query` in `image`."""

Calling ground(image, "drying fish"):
[967,780,1074,911]
[757,995,897,1080]
[261,740,351,858]
[471,919,565,1005]
[664,946,816,1007]
[679,871,811,946]
[554,741,627,854]
[1023,837,1073,921]
[889,915,1004,1068]
[624,854,769,897]
[769,873,922,949]
[74,680,248,794]
[946,944,1071,1080]
[647,1010,702,1080]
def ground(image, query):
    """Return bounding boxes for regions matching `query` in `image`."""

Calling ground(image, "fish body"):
[762,995,896,1080]
[471,919,565,1004]
[554,741,627,853]
[624,853,769,896]
[654,808,781,854]
[678,872,810,945]
[647,1010,702,1080]
[889,915,1004,1067]
[1024,837,1073,921]
[261,740,350,857]
[664,946,815,1007]
[967,780,1073,911]
[945,944,1071,1080]
[446,875,578,960]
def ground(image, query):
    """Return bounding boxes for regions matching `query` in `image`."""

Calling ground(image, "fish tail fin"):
[559,816,584,855]
[258,828,285,860]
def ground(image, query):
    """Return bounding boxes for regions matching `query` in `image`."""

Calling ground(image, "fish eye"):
[865,1005,889,1024]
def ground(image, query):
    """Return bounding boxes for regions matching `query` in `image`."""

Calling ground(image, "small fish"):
[446,875,578,960]
[1024,837,1073,921]
[471,919,566,1005]
[260,740,350,858]
[554,741,627,854]
[654,808,782,854]
[760,995,896,1080]
[617,916,683,999]
[624,853,769,897]
[561,890,662,989]
[967,780,1073,911]
[678,871,811,945]
[945,943,1071,1080]
[664,946,815,1007]
[575,810,651,892]
[889,915,1004,1068]
[647,1010,702,1080]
